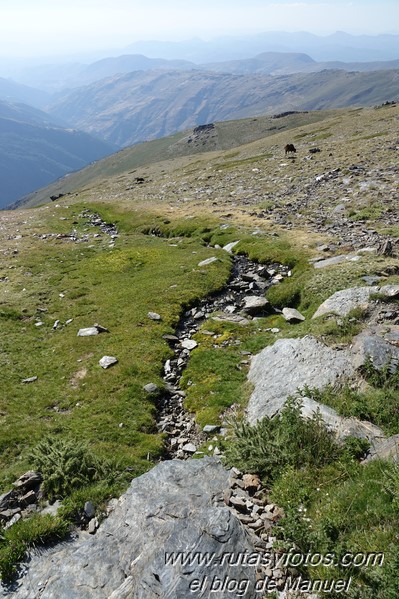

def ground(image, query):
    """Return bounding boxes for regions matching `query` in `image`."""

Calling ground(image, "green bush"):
[28,436,116,501]
[223,397,340,482]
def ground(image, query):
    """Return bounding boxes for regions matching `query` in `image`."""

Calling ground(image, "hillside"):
[0,77,49,107]
[0,103,398,596]
[47,68,399,148]
[0,101,116,209]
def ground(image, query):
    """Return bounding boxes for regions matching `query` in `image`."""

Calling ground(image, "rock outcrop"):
[1,459,259,599]
[247,336,354,423]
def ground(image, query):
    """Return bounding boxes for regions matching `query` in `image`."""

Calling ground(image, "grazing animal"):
[284,144,297,156]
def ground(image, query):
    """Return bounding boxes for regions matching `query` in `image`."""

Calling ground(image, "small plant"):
[223,397,339,482]
[28,436,115,501]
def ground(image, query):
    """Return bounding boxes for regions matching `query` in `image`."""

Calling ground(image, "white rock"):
[198,256,218,267]
[147,312,161,321]
[282,307,305,322]
[99,356,118,369]
[77,327,100,337]
[181,339,198,351]
[223,241,240,253]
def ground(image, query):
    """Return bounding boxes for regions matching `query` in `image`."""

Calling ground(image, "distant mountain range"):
[1,30,399,208]
[4,30,399,93]
[0,101,115,208]
[47,68,399,148]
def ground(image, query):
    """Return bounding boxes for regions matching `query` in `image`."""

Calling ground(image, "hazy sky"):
[1,0,398,58]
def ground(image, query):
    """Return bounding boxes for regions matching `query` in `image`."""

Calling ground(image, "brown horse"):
[284,144,297,156]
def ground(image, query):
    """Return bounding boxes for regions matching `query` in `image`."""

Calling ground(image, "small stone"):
[203,425,221,434]
[223,241,240,253]
[77,327,100,336]
[84,501,96,519]
[19,490,37,508]
[182,443,197,453]
[22,376,38,384]
[180,339,198,351]
[147,312,161,321]
[88,517,99,534]
[229,496,247,510]
[242,473,261,493]
[143,383,158,394]
[99,356,118,369]
[198,257,218,267]
[4,512,21,529]
[282,307,305,323]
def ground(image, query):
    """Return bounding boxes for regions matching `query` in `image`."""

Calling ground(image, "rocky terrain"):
[0,103,398,597]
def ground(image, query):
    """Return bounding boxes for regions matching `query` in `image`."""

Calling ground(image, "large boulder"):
[1,458,258,599]
[246,335,387,443]
[312,286,379,319]
[247,336,354,423]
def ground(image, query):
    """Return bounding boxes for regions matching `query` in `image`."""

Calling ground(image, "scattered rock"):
[147,311,161,321]
[223,241,240,253]
[99,356,118,369]
[143,383,159,394]
[180,339,198,351]
[21,376,38,384]
[282,307,305,322]
[242,295,269,315]
[198,256,218,267]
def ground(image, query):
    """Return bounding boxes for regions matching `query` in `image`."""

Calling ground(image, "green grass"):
[0,203,231,490]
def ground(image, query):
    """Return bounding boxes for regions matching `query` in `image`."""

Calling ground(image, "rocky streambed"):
[155,252,290,459]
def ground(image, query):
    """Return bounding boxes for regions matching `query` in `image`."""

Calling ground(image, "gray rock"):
[2,458,258,599]
[203,425,221,434]
[242,295,269,315]
[13,471,42,491]
[365,434,399,462]
[99,356,118,369]
[180,339,198,351]
[379,285,399,298]
[351,331,399,372]
[282,307,305,323]
[313,254,361,268]
[143,383,159,394]
[212,314,250,326]
[299,396,384,442]
[182,443,197,453]
[247,336,354,423]
[198,256,218,267]
[312,286,379,319]
[84,501,96,519]
[362,275,382,286]
[147,312,161,321]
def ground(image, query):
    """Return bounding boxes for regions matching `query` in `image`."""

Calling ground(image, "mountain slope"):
[0,77,50,107]
[15,109,339,209]
[47,68,399,148]
[0,101,116,208]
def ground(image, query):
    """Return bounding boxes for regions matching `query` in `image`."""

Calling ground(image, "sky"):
[1,0,398,58]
